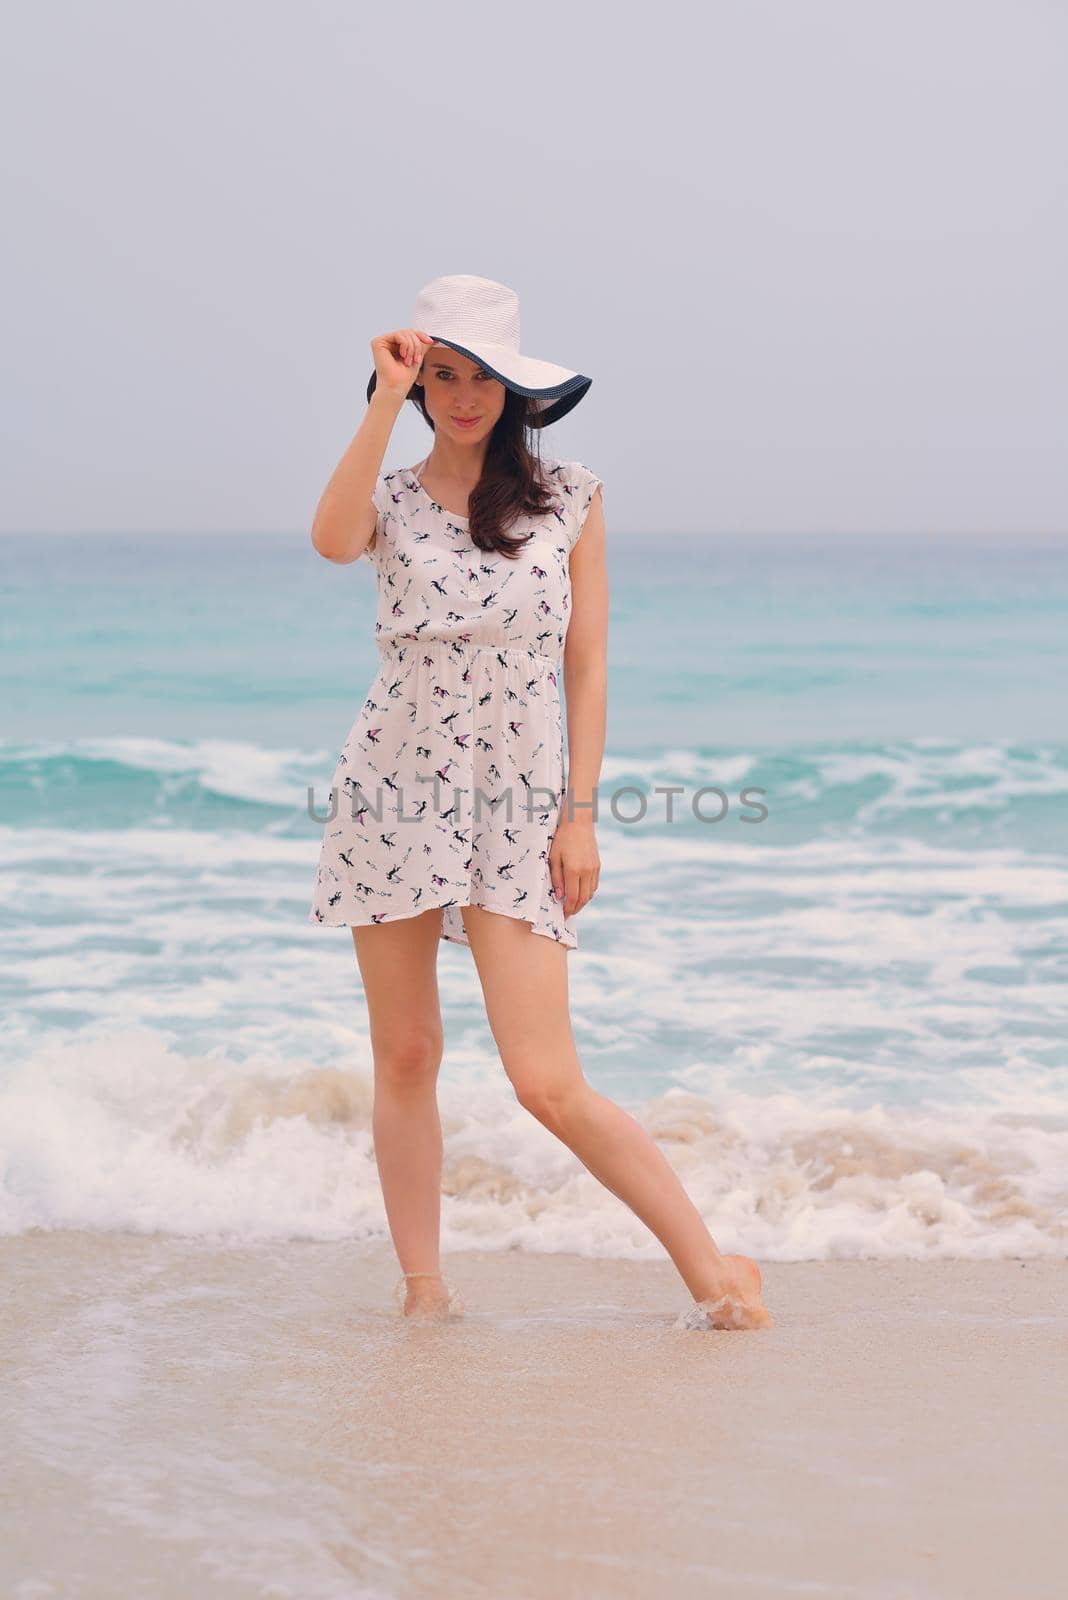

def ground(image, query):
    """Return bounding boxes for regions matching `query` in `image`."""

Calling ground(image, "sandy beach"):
[3,1233,1065,1599]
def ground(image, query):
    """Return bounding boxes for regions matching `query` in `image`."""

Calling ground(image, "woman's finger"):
[578,869,596,913]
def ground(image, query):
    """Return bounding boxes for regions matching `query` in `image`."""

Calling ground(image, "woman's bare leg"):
[352,908,451,1315]
[460,904,772,1328]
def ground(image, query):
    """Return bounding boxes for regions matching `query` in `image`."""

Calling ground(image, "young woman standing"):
[309,275,772,1332]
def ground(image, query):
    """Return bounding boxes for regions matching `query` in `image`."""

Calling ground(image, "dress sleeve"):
[567,461,605,550]
[360,474,392,565]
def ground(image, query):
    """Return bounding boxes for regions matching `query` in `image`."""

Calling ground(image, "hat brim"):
[366,336,592,429]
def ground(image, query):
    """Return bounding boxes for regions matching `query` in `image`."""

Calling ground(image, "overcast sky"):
[2,0,1065,535]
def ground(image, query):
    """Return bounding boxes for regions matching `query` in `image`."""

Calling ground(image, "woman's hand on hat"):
[371,329,434,399]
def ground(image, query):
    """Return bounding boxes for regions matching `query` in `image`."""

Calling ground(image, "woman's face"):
[417,343,506,441]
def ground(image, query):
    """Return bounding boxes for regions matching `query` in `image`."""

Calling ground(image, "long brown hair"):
[406,384,561,560]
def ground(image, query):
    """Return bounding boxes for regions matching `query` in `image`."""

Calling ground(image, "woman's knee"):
[372,1022,444,1090]
[510,1063,586,1125]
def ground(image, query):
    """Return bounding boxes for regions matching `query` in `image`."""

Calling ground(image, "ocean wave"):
[2,734,1067,838]
[1,1029,1064,1258]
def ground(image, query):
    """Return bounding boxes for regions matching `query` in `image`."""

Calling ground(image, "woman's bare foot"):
[394,1272,463,1320]
[678,1253,774,1331]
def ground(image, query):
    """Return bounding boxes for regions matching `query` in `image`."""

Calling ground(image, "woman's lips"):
[451,416,481,428]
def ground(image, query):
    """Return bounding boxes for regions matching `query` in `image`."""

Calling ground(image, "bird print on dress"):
[309,456,604,949]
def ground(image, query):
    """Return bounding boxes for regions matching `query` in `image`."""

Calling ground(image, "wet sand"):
[3,1234,1066,1599]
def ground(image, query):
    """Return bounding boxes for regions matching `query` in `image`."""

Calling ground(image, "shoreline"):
[4,1233,1066,1598]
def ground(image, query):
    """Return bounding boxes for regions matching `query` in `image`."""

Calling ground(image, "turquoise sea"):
[2,528,1066,1258]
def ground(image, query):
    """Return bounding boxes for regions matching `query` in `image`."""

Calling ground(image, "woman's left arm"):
[551,487,608,919]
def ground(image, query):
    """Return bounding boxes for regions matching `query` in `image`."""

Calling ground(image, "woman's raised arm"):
[310,328,432,564]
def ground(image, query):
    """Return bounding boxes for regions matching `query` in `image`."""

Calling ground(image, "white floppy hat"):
[366,273,593,428]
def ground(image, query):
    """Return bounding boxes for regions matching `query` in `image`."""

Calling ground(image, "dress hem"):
[307,893,577,950]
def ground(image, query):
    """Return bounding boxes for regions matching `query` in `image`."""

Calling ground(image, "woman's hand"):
[371,328,435,400]
[549,819,600,919]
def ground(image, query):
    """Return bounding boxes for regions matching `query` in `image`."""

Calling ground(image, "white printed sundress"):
[308,455,604,950]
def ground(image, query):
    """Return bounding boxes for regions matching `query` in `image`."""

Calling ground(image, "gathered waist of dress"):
[376,634,559,675]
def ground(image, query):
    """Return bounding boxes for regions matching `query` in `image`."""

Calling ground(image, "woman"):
[309,275,772,1332]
